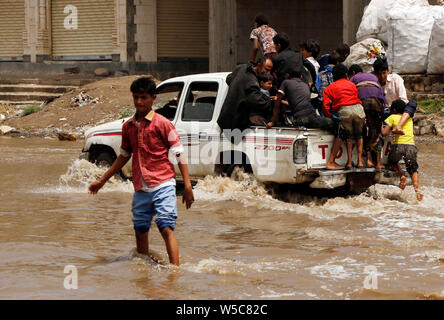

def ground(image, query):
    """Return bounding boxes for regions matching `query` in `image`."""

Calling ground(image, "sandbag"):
[344,38,386,73]
[356,0,429,43]
[387,6,444,74]
[427,19,444,74]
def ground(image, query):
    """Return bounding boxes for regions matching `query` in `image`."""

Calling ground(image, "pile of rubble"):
[70,91,100,107]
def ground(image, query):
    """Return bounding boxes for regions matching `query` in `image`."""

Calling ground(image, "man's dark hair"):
[348,64,363,77]
[286,65,302,79]
[130,77,156,95]
[332,64,348,81]
[255,57,267,66]
[327,51,340,65]
[273,33,290,51]
[254,13,269,27]
[391,99,406,114]
[300,39,321,59]
[257,72,273,83]
[373,57,389,73]
[336,43,350,61]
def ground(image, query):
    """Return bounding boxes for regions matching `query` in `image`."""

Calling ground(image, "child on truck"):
[249,72,274,126]
[381,99,423,201]
[88,77,195,265]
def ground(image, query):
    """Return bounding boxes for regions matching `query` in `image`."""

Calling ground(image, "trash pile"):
[347,0,444,74]
[70,91,100,107]
[344,38,386,73]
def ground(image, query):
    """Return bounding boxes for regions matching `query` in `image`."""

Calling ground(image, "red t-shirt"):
[322,78,362,118]
[121,110,182,191]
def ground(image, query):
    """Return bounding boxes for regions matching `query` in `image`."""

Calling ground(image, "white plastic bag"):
[356,0,429,43]
[387,6,444,74]
[344,38,386,73]
[427,19,444,74]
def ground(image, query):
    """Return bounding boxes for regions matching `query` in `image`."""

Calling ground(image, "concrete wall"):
[343,0,371,46]
[236,0,343,64]
[209,0,237,72]
[134,0,157,62]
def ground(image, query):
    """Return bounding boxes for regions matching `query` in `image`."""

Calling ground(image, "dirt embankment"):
[1,75,159,139]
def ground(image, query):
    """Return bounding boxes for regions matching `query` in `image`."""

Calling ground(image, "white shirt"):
[307,56,320,75]
[383,73,409,108]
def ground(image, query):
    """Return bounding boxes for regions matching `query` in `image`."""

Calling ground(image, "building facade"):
[0,0,369,77]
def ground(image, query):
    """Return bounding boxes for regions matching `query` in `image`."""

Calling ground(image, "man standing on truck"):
[323,64,366,170]
[249,13,277,62]
[88,77,195,266]
[349,66,386,169]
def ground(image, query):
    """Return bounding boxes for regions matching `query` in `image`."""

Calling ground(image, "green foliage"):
[21,103,44,117]
[119,108,134,119]
[418,99,444,115]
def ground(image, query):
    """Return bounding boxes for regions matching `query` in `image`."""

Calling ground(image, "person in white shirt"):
[300,39,321,75]
[373,57,413,134]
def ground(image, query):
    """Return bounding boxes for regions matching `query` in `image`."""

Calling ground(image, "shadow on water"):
[265,183,362,205]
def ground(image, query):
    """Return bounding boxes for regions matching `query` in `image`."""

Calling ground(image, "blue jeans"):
[131,186,177,233]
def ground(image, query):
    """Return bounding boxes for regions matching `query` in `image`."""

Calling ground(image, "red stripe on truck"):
[93,132,122,137]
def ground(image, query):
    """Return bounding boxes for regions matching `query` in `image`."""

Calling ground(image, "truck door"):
[175,80,222,178]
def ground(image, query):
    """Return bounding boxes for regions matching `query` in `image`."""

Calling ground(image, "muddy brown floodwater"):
[0,136,443,300]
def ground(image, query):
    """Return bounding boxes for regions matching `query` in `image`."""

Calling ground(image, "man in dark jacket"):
[217,61,271,143]
[226,57,272,86]
[271,33,305,88]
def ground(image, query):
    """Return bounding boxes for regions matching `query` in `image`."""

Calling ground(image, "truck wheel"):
[94,151,115,168]
[225,164,253,178]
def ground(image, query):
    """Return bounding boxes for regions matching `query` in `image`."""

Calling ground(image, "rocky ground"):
[0,74,159,139]
[0,75,444,143]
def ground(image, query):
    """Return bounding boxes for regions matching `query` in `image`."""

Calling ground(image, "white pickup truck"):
[80,72,400,191]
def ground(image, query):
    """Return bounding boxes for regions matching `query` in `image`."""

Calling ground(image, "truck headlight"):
[293,139,307,164]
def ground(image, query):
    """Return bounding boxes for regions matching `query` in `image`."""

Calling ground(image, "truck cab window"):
[153,82,184,121]
[182,82,219,122]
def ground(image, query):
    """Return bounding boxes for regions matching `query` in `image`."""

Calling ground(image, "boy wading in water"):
[88,77,194,266]
[382,99,423,201]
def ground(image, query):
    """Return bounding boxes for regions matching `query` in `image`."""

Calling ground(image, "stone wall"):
[401,75,444,100]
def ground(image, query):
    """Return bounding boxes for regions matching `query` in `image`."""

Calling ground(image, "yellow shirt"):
[385,114,415,145]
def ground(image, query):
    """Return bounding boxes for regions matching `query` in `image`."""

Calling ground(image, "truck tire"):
[225,163,253,178]
[94,151,115,168]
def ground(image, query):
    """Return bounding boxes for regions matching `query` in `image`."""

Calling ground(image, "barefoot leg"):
[366,151,375,168]
[375,152,385,170]
[411,172,423,201]
[326,138,345,170]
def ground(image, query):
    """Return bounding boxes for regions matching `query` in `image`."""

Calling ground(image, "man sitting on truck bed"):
[217,59,273,143]
[266,65,335,132]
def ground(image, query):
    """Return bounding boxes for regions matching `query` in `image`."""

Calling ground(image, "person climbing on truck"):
[381,99,423,201]
[323,64,366,170]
